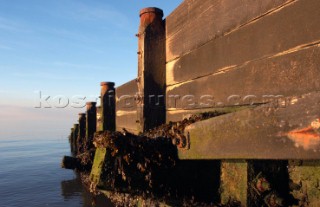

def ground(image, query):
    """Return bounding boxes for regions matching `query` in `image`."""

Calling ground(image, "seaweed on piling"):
[89,111,226,205]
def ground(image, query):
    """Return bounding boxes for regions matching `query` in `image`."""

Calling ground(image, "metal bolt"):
[172,135,187,148]
[264,192,283,207]
[172,138,180,146]
[252,172,271,195]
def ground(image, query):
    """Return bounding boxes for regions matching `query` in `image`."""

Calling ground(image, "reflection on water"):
[0,137,113,207]
[61,174,113,207]
[61,176,83,200]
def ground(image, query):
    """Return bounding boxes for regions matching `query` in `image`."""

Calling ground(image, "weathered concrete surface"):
[220,160,247,206]
[288,160,320,207]
[179,92,320,160]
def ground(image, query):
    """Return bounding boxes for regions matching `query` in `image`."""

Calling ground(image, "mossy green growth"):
[220,160,248,207]
[90,147,107,185]
[289,160,320,207]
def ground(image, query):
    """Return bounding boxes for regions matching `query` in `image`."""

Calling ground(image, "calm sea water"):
[0,137,113,207]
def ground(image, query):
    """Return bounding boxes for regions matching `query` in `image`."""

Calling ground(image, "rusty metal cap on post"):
[78,113,86,118]
[86,102,96,111]
[100,82,115,88]
[86,102,97,105]
[139,7,163,17]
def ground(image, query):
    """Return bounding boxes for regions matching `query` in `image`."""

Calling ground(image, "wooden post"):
[78,113,86,154]
[72,124,79,156]
[100,82,115,131]
[220,160,248,206]
[69,128,74,153]
[288,160,320,206]
[86,102,97,150]
[137,7,166,132]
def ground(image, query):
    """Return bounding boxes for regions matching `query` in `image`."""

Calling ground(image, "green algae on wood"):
[90,147,107,185]
[179,92,320,160]
[220,160,248,206]
[288,160,320,207]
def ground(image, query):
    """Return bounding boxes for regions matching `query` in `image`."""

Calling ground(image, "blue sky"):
[0,0,182,139]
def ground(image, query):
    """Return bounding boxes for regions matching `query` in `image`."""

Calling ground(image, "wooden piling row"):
[63,2,320,205]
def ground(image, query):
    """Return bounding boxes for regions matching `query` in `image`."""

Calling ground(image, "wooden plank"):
[167,0,320,85]
[166,0,214,39]
[166,106,249,123]
[167,44,320,110]
[178,92,320,160]
[116,79,138,112]
[115,80,138,134]
[115,127,138,135]
[116,79,138,96]
[166,0,291,62]
[220,161,248,206]
[115,112,138,134]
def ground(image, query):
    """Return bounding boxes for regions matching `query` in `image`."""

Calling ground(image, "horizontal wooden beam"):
[166,0,291,62]
[167,44,320,110]
[167,0,320,85]
[179,92,320,160]
[166,106,249,122]
[115,79,139,133]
